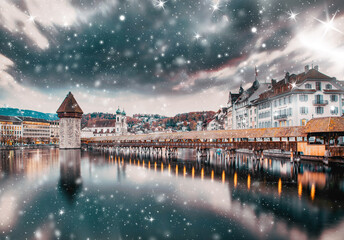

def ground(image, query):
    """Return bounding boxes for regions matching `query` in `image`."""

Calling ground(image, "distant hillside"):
[82,111,215,132]
[0,108,58,121]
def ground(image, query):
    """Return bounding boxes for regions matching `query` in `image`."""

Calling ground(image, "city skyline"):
[1,0,344,116]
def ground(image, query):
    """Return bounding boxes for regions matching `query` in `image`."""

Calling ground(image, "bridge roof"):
[305,117,344,133]
[87,126,306,142]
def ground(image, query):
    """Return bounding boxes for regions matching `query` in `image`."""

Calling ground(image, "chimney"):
[271,79,276,85]
[304,65,309,73]
[314,65,319,71]
[284,72,290,84]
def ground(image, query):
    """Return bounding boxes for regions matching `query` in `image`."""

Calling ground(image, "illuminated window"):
[301,119,307,126]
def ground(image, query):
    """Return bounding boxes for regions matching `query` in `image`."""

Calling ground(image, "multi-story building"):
[81,107,128,138]
[231,76,271,130]
[0,115,22,145]
[255,65,344,128]
[17,117,51,143]
[50,120,59,143]
[227,65,344,130]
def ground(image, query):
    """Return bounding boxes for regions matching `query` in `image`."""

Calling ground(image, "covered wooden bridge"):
[83,117,344,160]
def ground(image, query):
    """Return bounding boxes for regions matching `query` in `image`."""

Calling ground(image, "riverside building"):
[227,65,344,130]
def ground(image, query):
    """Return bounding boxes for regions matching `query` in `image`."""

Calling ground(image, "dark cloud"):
[1,0,344,97]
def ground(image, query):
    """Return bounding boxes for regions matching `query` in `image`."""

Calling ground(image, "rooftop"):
[56,92,83,118]
[305,117,344,133]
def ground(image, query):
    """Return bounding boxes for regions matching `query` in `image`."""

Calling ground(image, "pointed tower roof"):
[56,92,83,118]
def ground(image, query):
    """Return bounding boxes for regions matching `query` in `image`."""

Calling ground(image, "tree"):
[189,120,197,131]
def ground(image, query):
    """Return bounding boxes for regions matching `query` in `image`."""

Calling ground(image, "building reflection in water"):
[59,149,82,204]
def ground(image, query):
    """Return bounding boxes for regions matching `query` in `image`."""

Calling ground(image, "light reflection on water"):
[0,148,343,240]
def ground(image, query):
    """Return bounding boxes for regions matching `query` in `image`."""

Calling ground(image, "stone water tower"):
[56,92,83,149]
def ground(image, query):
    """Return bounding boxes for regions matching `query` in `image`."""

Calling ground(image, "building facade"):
[81,107,127,138]
[227,65,344,130]
[57,92,84,149]
[0,116,22,145]
[255,66,344,128]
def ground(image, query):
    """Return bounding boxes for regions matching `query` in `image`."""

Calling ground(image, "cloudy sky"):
[0,0,344,116]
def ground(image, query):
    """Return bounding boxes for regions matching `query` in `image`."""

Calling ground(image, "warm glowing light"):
[148,161,151,169]
[211,170,214,181]
[201,168,204,180]
[311,184,315,201]
[298,183,302,198]
[176,165,178,177]
[183,166,186,178]
[192,167,195,179]
[130,158,131,165]
[155,162,157,171]
[138,160,140,167]
[234,172,237,188]
[168,164,171,174]
[222,170,225,183]
[278,178,282,196]
[143,160,145,168]
[247,174,251,190]
[161,162,164,172]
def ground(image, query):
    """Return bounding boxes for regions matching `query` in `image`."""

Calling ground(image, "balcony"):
[312,100,328,106]
[274,114,288,120]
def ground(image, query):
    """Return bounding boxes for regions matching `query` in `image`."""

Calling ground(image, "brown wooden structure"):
[83,117,344,160]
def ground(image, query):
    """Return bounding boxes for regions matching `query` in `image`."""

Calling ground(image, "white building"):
[255,66,344,128]
[81,107,127,138]
[231,76,271,130]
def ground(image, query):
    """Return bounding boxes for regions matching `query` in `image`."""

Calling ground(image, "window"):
[315,94,323,104]
[274,122,278,127]
[316,106,324,114]
[326,84,332,89]
[331,107,339,115]
[331,95,338,102]
[301,119,307,126]
[305,83,312,89]
[316,82,321,91]
[279,98,282,105]
[283,97,286,105]
[299,95,308,102]
[300,107,308,115]
[288,96,291,103]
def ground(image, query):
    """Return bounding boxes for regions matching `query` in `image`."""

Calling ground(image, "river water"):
[0,148,343,240]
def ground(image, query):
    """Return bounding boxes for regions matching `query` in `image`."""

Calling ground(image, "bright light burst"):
[153,0,167,10]
[27,14,36,23]
[287,10,299,21]
[211,1,220,13]
[315,11,343,37]
[194,33,201,40]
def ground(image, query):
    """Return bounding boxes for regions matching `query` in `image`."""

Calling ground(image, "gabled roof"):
[292,69,332,84]
[57,92,83,114]
[86,119,117,128]
[305,117,344,133]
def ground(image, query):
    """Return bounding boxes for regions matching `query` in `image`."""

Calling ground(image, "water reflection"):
[0,148,343,239]
[59,149,82,203]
